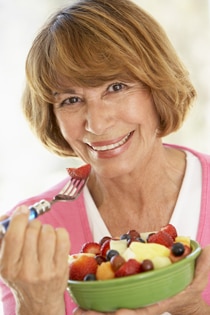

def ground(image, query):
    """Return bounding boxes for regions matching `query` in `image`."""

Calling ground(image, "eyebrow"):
[53,89,77,96]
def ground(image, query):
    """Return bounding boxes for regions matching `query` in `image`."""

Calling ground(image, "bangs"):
[49,28,128,88]
[26,1,145,102]
[25,0,193,109]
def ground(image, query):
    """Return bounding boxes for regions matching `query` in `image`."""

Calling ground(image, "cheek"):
[55,114,83,142]
[124,97,159,128]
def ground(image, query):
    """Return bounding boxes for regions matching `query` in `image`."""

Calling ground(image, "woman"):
[0,0,209,314]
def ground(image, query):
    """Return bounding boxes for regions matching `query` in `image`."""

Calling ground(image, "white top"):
[84,150,202,241]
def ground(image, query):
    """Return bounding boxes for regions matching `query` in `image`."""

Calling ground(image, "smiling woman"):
[0,0,209,210]
[52,79,157,165]
[0,1,209,315]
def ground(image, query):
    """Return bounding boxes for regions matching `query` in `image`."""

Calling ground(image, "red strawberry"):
[69,255,98,280]
[81,242,101,255]
[147,230,174,248]
[100,239,111,257]
[99,236,112,246]
[161,224,177,240]
[66,164,91,179]
[115,259,141,277]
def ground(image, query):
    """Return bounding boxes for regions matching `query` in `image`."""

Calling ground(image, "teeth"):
[91,132,131,151]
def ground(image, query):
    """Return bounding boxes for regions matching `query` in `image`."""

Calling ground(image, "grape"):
[171,242,185,256]
[95,255,107,265]
[141,259,154,272]
[110,255,126,271]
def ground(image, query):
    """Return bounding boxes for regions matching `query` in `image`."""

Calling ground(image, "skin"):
[0,79,209,314]
[0,206,70,315]
[53,79,186,234]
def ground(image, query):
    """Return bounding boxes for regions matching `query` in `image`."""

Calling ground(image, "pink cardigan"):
[1,146,210,314]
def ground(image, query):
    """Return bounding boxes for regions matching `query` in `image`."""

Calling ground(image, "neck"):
[87,146,186,235]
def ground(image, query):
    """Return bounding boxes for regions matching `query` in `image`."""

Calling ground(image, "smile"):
[87,131,134,152]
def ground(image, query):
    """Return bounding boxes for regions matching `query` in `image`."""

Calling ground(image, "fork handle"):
[0,200,51,238]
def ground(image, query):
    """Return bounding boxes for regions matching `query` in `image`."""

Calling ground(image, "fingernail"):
[12,205,29,216]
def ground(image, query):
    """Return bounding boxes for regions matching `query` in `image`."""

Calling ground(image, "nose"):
[85,98,114,135]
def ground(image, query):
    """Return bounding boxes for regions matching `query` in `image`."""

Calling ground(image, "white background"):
[0,0,209,313]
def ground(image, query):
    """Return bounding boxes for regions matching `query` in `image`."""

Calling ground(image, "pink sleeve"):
[0,282,16,315]
[0,180,93,314]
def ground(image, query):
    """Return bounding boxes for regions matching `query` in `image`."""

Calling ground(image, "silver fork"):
[0,164,91,238]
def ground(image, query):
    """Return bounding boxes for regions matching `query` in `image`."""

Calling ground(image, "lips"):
[86,131,134,152]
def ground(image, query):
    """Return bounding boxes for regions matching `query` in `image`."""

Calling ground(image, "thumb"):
[193,245,210,291]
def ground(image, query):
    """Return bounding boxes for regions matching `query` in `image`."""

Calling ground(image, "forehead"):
[52,72,137,93]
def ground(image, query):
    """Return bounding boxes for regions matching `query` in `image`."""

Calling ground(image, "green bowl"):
[67,240,201,312]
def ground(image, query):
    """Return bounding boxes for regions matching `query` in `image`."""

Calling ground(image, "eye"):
[107,82,126,92]
[60,96,81,106]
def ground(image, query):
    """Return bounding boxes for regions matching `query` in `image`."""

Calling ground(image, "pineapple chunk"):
[122,247,136,261]
[151,256,172,269]
[175,236,191,247]
[110,239,128,255]
[129,242,170,262]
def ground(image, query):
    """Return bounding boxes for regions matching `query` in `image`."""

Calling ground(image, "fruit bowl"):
[67,240,201,312]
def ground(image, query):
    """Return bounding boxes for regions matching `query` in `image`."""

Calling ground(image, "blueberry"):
[171,242,185,256]
[120,233,130,241]
[83,273,96,281]
[106,249,119,261]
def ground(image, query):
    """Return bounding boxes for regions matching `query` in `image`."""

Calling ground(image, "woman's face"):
[53,79,160,178]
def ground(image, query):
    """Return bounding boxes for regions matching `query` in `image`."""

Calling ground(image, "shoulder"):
[164,143,210,165]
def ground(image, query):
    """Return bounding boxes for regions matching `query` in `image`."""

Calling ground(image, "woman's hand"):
[73,245,210,315]
[0,206,70,315]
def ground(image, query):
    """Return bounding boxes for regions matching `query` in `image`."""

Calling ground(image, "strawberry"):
[69,255,98,281]
[100,239,111,257]
[66,164,91,179]
[147,230,174,248]
[81,242,101,255]
[161,224,177,241]
[99,236,112,246]
[115,259,141,277]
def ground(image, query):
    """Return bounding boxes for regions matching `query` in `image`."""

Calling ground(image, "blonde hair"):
[22,0,196,157]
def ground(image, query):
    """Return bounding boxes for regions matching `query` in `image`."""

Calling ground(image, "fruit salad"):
[68,224,192,281]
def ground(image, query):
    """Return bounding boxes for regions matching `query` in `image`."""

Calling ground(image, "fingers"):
[195,245,210,276]
[0,205,71,285]
[0,206,29,277]
[73,308,113,315]
[54,227,70,268]
[0,214,9,221]
[38,224,56,265]
[190,245,210,292]
[3,206,29,256]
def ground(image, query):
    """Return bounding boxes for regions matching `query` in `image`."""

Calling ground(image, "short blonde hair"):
[22,0,196,157]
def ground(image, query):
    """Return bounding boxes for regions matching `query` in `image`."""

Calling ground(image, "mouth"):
[86,131,134,152]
